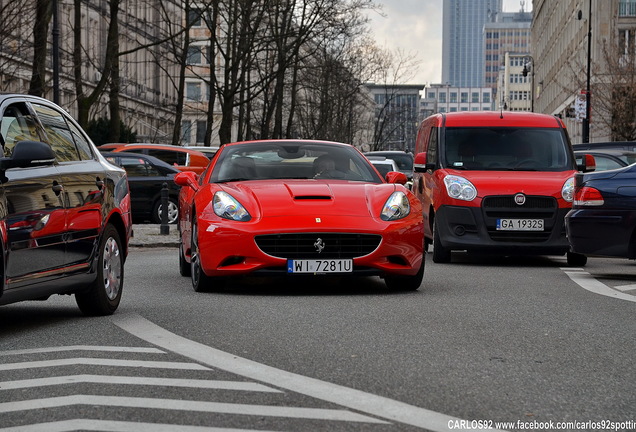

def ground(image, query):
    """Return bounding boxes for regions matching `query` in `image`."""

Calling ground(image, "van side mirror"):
[577,154,596,173]
[0,140,56,170]
[414,152,436,172]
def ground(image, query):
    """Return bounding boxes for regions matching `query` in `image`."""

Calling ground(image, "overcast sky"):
[367,0,533,84]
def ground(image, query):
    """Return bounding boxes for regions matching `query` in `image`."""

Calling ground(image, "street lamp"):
[578,0,592,143]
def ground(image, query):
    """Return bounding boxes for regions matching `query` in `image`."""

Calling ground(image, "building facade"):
[442,0,503,87]
[424,84,494,113]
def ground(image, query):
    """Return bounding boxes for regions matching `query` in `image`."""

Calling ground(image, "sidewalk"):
[130,224,179,248]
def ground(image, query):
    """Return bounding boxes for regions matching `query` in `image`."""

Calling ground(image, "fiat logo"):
[314,238,325,253]
[514,193,526,206]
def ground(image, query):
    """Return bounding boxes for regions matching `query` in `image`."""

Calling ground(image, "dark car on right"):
[102,152,180,224]
[565,162,636,260]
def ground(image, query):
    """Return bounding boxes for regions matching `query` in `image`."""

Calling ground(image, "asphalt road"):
[1,247,635,432]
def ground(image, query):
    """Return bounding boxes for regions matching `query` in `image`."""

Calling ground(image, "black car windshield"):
[210,142,383,183]
[443,127,571,171]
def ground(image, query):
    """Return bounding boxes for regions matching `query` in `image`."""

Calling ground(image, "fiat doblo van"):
[412,111,589,265]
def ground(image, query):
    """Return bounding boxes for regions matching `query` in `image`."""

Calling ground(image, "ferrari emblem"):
[314,238,325,253]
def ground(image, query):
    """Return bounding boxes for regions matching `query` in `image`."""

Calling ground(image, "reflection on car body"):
[0,94,131,315]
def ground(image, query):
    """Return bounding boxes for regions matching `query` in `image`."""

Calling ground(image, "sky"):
[367,0,533,84]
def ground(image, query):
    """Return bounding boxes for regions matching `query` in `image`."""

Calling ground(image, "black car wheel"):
[384,246,425,291]
[567,252,587,267]
[152,197,178,224]
[75,224,123,315]
[191,216,226,292]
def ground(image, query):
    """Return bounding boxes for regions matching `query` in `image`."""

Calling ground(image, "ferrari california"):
[175,139,425,292]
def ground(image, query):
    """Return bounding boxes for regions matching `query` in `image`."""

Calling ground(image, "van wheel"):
[567,252,587,267]
[432,219,451,263]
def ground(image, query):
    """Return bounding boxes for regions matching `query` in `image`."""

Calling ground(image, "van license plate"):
[287,259,353,273]
[496,219,544,231]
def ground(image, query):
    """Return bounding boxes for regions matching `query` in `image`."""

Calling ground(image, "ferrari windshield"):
[210,141,383,183]
[443,127,572,171]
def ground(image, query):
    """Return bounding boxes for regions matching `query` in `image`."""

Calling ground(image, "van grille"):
[255,233,381,259]
[482,195,557,242]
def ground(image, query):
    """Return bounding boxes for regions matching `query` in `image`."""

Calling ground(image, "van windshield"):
[443,127,572,171]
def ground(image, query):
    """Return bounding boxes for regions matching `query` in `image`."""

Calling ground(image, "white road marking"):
[113,313,506,432]
[0,345,164,356]
[0,395,387,423]
[0,374,280,393]
[562,269,636,303]
[0,419,275,432]
[614,283,636,292]
[0,358,210,372]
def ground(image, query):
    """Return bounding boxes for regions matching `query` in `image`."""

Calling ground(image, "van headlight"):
[381,191,410,221]
[444,175,477,201]
[562,177,575,202]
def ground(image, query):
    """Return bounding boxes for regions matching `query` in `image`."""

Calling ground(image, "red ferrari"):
[175,139,425,291]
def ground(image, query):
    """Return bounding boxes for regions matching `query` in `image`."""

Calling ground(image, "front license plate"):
[496,218,544,231]
[287,259,353,274]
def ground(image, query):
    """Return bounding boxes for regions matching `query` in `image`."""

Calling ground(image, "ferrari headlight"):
[562,177,575,202]
[444,175,477,201]
[213,191,251,221]
[381,191,410,221]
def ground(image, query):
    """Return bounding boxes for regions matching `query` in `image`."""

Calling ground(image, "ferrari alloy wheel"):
[76,224,123,315]
[190,216,226,292]
[179,238,191,277]
[432,217,451,263]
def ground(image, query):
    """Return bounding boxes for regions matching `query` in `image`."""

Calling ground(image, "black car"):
[565,163,636,261]
[102,152,180,224]
[0,94,132,315]
[573,149,636,171]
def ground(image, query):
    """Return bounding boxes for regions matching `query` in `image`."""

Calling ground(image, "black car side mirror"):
[0,140,56,170]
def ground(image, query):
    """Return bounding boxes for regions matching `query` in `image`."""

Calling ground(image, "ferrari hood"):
[219,180,397,218]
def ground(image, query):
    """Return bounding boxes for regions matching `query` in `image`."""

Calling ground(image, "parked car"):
[368,156,400,178]
[184,145,219,159]
[175,139,424,292]
[364,150,414,179]
[102,152,180,224]
[572,141,636,152]
[566,162,636,260]
[0,94,132,315]
[108,143,210,174]
[574,149,636,171]
[412,111,592,265]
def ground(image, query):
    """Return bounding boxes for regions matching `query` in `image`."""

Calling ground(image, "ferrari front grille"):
[255,233,382,259]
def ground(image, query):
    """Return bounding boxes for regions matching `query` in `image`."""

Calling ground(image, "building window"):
[181,121,192,144]
[619,0,636,16]
[187,46,204,65]
[188,8,203,27]
[450,92,457,103]
[439,92,447,103]
[186,82,202,101]
[460,92,468,103]
[483,93,491,103]
[472,92,479,103]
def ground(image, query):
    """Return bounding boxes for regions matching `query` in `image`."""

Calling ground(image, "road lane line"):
[614,283,636,292]
[0,375,280,393]
[0,345,164,356]
[113,312,506,432]
[562,269,636,303]
[0,358,210,371]
[0,395,387,423]
[0,419,275,432]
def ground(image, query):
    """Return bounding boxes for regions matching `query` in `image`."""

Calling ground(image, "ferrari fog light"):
[213,191,251,221]
[381,191,410,221]
[444,175,477,201]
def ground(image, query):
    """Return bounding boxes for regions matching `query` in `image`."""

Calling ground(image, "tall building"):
[442,0,503,87]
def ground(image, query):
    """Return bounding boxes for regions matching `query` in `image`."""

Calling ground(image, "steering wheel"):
[512,159,538,168]
[314,169,347,179]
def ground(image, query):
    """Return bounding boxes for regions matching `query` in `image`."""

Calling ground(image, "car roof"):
[440,111,564,128]
[573,149,636,156]
[112,143,208,157]
[572,141,636,151]
[224,139,354,148]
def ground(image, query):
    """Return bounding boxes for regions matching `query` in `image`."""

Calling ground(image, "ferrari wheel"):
[432,217,451,263]
[76,224,123,315]
[191,216,225,292]
[179,239,190,277]
[384,253,425,291]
